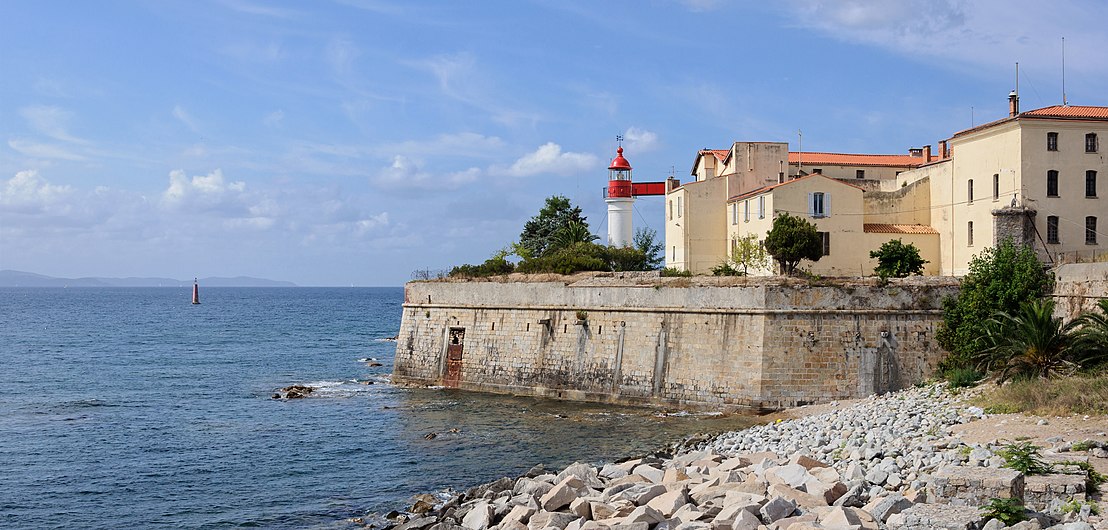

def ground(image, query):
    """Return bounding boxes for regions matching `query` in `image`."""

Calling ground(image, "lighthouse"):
[605,146,634,247]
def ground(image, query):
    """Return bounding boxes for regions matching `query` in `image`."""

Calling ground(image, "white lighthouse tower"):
[605,145,634,247]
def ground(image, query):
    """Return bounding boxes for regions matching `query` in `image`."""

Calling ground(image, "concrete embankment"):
[371,384,1106,530]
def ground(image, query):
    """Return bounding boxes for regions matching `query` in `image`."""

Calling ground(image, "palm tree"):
[975,299,1079,381]
[551,221,598,251]
[1072,299,1108,368]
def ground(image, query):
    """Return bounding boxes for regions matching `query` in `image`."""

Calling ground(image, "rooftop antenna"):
[971,106,975,127]
[1015,61,1019,97]
[1061,37,1068,106]
[797,129,803,175]
[615,134,624,147]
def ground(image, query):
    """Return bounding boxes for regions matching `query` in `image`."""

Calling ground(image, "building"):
[665,94,1108,276]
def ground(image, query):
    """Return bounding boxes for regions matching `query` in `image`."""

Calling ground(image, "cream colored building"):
[664,96,1107,276]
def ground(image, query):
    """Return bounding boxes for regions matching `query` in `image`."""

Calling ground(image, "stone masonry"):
[392,276,959,411]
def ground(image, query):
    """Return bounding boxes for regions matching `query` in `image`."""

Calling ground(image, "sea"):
[0,287,759,529]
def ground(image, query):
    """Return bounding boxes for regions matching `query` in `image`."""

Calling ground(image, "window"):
[743,200,750,222]
[1047,216,1060,244]
[967,179,974,203]
[730,203,737,225]
[677,196,683,218]
[993,174,999,200]
[967,221,974,246]
[1087,133,1099,153]
[1047,170,1059,197]
[809,192,828,218]
[818,232,831,256]
[671,246,676,260]
[1088,217,1099,245]
[856,169,865,179]
[1047,132,1059,151]
[757,196,765,219]
[668,200,673,220]
[1087,170,1098,198]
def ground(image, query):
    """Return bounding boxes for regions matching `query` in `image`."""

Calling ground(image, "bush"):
[660,267,692,277]
[514,242,652,275]
[606,245,651,272]
[975,299,1079,381]
[449,256,516,278]
[711,262,743,276]
[870,238,927,278]
[937,239,1051,371]
[997,441,1052,475]
[943,367,982,388]
[979,497,1028,526]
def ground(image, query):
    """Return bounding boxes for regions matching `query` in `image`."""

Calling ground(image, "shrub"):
[660,267,692,277]
[975,299,1079,381]
[997,441,1052,475]
[516,242,608,275]
[943,367,982,389]
[870,238,927,278]
[937,239,1052,371]
[449,256,516,278]
[711,261,743,276]
[1072,299,1108,367]
[605,245,651,272]
[979,497,1028,526]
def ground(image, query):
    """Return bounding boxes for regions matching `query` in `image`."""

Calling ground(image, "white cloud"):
[505,143,598,177]
[623,127,660,153]
[162,169,248,210]
[173,105,200,133]
[373,155,481,191]
[377,132,505,159]
[263,110,285,127]
[326,36,360,75]
[782,0,1108,84]
[19,105,87,144]
[7,139,88,161]
[0,170,73,212]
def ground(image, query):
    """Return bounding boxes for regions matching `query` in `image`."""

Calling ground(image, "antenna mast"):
[1062,37,1068,106]
[1015,62,1019,96]
[797,129,803,175]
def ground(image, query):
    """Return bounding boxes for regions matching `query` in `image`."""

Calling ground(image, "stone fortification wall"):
[1052,262,1108,321]
[393,277,959,411]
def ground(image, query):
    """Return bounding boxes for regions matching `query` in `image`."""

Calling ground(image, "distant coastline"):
[0,270,297,288]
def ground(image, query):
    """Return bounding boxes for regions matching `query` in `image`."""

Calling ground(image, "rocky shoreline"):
[363,384,1106,530]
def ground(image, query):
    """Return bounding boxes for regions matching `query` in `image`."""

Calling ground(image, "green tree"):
[870,239,928,278]
[936,239,1052,370]
[731,234,771,275]
[763,213,822,275]
[976,299,1078,381]
[519,196,590,258]
[633,227,664,270]
[551,220,598,251]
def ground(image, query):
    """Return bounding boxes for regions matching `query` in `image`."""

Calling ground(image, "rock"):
[568,497,591,519]
[819,506,878,529]
[540,476,585,512]
[760,496,798,524]
[601,463,630,480]
[526,511,578,530]
[730,508,761,530]
[280,384,314,398]
[767,483,827,509]
[614,483,668,506]
[589,501,618,520]
[671,503,704,523]
[515,477,554,498]
[410,493,438,514]
[395,516,439,530]
[791,454,830,470]
[766,464,811,489]
[862,494,912,523]
[981,518,1004,530]
[557,463,606,489]
[622,505,666,525]
[502,505,537,526]
[662,467,690,484]
[633,464,665,484]
[645,487,689,517]
[461,501,493,530]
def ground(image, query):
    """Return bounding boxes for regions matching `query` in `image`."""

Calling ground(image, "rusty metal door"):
[444,328,465,388]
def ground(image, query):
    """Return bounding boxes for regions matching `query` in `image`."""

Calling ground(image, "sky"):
[2,0,1107,286]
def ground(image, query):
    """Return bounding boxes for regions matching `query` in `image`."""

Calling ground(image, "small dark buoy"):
[424,432,437,440]
[191,278,200,305]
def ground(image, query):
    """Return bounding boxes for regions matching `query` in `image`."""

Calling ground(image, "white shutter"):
[807,192,815,217]
[825,193,832,217]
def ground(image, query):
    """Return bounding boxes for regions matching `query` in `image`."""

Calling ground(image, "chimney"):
[909,147,923,157]
[812,168,822,174]
[923,144,932,161]
[939,140,948,158]
[1008,90,1020,117]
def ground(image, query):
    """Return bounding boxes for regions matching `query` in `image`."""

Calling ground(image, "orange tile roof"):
[789,152,925,167]
[863,224,939,235]
[728,174,864,203]
[1022,105,1108,119]
[953,105,1108,138]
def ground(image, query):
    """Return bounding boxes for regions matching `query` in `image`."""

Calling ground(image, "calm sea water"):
[0,287,758,529]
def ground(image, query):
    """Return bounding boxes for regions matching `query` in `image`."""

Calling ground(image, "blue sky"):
[3,0,1107,286]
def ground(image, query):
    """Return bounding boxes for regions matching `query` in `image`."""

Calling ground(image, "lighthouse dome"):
[608,147,632,170]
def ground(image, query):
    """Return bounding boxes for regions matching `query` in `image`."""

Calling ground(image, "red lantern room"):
[607,147,633,198]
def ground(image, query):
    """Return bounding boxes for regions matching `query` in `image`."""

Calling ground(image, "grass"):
[973,371,1108,416]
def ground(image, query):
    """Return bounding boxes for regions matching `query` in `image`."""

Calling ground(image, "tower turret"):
[605,145,634,247]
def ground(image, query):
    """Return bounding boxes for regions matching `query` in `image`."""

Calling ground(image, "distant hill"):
[0,270,297,287]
